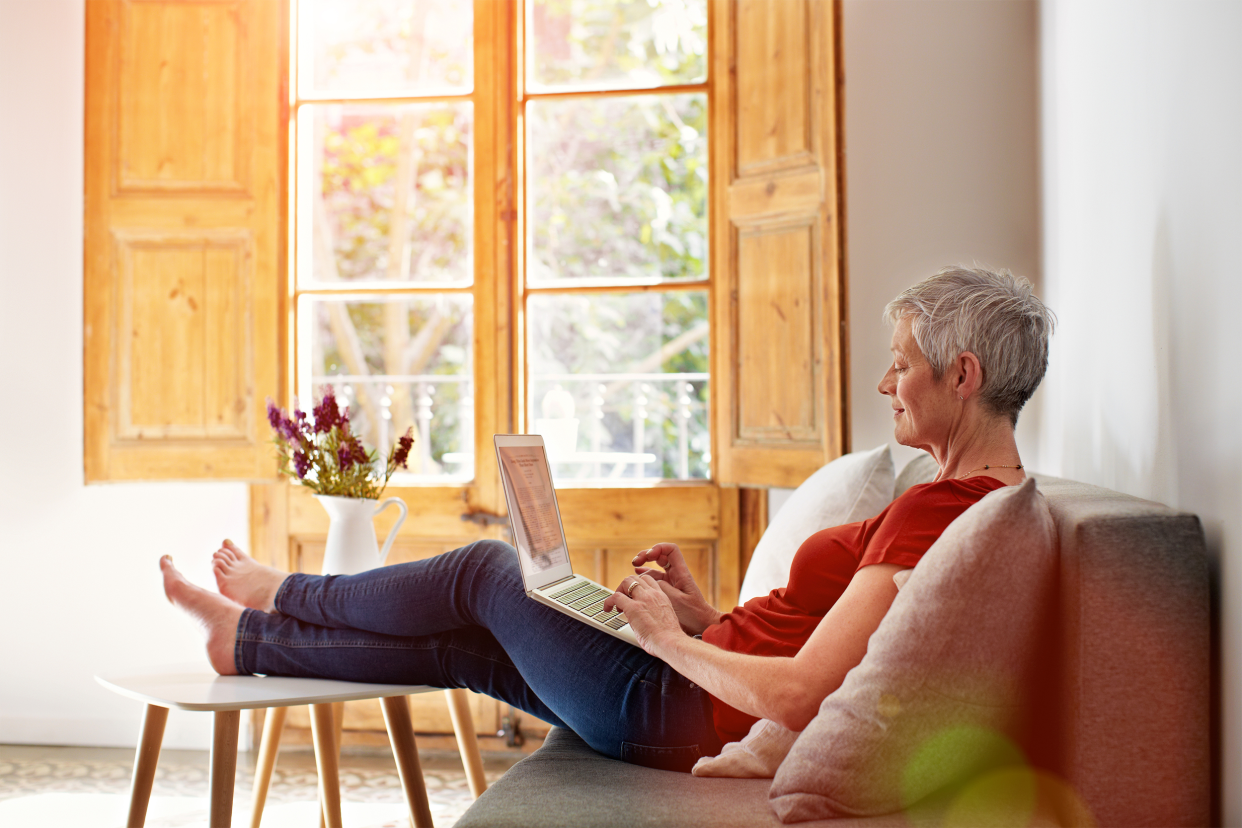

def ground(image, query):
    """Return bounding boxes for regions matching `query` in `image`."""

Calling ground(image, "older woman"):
[161,265,1054,772]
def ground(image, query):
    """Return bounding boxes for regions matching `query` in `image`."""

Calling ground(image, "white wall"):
[0,0,250,750]
[1038,0,1242,820]
[842,0,1042,471]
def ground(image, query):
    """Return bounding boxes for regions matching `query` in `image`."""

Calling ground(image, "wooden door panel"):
[735,217,820,443]
[735,0,812,174]
[118,0,249,193]
[114,230,252,441]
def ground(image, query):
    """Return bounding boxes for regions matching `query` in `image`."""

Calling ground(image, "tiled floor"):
[0,742,522,827]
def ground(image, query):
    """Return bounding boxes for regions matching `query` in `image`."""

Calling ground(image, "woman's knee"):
[454,539,522,581]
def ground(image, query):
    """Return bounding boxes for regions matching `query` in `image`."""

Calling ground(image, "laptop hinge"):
[541,576,577,591]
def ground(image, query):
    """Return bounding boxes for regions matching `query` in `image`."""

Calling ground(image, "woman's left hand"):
[603,573,684,652]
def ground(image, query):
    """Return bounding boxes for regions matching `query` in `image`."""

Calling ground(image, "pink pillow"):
[769,479,1057,822]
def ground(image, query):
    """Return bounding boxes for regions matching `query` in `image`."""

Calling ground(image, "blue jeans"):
[234,539,722,771]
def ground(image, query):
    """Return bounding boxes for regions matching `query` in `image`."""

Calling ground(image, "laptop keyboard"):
[548,581,630,630]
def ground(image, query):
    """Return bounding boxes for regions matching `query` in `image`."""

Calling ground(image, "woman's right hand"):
[630,542,723,635]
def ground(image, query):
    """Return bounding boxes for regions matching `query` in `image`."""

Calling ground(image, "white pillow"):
[739,444,895,602]
[691,717,799,779]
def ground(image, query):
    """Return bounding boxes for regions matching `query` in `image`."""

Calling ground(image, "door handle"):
[461,511,512,543]
[460,511,508,527]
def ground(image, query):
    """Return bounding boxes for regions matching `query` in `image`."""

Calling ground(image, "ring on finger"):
[626,580,641,597]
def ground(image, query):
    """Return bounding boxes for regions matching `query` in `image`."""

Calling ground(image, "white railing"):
[310,371,710,481]
[530,373,710,480]
[312,374,473,480]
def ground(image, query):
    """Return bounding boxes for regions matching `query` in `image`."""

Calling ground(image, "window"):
[291,0,711,485]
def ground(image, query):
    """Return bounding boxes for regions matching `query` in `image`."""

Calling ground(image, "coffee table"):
[97,664,441,828]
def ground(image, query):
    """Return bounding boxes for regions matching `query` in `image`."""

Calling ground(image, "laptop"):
[494,434,639,646]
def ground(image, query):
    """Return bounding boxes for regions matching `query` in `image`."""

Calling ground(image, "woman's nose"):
[878,367,894,396]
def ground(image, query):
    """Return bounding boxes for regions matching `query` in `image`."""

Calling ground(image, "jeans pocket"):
[620,741,704,773]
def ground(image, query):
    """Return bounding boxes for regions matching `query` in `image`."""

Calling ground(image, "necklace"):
[961,463,1023,479]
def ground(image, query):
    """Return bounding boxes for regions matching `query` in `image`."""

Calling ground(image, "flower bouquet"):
[266,386,414,499]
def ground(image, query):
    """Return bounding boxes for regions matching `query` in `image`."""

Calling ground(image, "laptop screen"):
[494,436,573,587]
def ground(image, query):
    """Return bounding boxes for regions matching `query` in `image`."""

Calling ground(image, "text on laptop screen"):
[497,444,569,577]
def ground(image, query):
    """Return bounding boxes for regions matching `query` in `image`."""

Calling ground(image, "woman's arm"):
[607,562,907,732]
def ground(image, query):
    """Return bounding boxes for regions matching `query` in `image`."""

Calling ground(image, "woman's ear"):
[954,351,984,400]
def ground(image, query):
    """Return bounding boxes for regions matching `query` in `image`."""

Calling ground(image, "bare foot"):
[212,539,288,613]
[160,555,242,676]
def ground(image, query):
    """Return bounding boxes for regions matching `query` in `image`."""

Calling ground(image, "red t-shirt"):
[700,476,1007,743]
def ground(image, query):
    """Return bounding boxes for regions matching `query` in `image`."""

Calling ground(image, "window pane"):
[298,0,472,96]
[527,291,709,480]
[298,103,473,285]
[301,295,474,481]
[527,94,706,285]
[528,0,707,92]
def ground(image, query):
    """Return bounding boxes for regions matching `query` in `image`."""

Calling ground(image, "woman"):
[162,265,1055,772]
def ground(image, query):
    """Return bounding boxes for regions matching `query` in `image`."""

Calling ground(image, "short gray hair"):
[884,266,1056,426]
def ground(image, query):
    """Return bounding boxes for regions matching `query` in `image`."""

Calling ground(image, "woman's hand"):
[603,573,685,652]
[629,542,723,635]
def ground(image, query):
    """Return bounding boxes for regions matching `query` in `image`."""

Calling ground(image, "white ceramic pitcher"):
[315,495,408,575]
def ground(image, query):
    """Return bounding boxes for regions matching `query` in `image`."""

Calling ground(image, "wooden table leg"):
[309,703,343,828]
[444,688,488,798]
[317,702,347,828]
[381,696,435,828]
[249,706,287,828]
[209,710,241,828]
[126,704,168,828]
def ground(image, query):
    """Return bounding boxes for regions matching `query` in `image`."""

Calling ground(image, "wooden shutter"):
[710,0,848,488]
[84,0,283,482]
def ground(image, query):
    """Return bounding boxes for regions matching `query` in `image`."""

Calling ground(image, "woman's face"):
[877,317,959,451]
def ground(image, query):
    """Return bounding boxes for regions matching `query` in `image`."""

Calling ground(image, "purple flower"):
[312,387,343,434]
[266,399,300,443]
[266,399,282,430]
[393,428,414,469]
[292,450,311,479]
[337,445,354,469]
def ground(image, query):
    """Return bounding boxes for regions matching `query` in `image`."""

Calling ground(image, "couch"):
[456,455,1211,828]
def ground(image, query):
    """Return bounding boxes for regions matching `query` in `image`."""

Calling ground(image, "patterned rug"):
[0,755,507,827]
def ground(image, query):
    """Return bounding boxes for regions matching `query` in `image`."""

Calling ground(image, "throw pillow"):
[768,478,1057,823]
[691,718,799,779]
[893,452,938,498]
[739,444,895,602]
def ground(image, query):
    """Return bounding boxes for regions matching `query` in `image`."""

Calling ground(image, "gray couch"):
[456,471,1211,828]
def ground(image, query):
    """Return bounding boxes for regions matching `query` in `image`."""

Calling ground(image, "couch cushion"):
[740,444,895,602]
[769,478,1058,822]
[455,727,994,828]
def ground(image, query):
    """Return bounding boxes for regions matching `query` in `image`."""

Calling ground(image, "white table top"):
[96,664,437,712]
